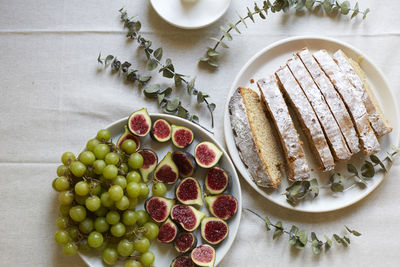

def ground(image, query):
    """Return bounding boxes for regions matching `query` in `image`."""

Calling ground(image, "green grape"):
[126,171,141,183]
[54,230,70,245]
[89,181,101,195]
[52,178,58,191]
[54,176,70,191]
[100,192,114,208]
[70,161,87,178]
[136,210,150,226]
[94,217,109,233]
[86,138,100,152]
[108,185,123,201]
[139,183,149,198]
[97,129,111,142]
[67,226,79,241]
[140,251,155,266]
[117,239,134,257]
[152,182,167,197]
[93,144,110,160]
[103,165,118,180]
[79,151,96,166]
[57,165,69,177]
[75,181,89,196]
[143,222,159,240]
[120,163,129,173]
[79,218,94,234]
[106,211,120,225]
[56,216,69,229]
[88,231,104,248]
[134,237,150,253]
[128,153,144,169]
[59,205,71,216]
[75,194,88,205]
[95,206,108,217]
[102,247,118,265]
[59,191,74,205]
[110,222,126,237]
[126,182,140,198]
[105,152,120,165]
[122,210,138,226]
[121,139,137,154]
[85,196,101,212]
[61,152,76,166]
[93,160,106,175]
[78,239,91,251]
[69,205,86,222]
[115,196,130,211]
[125,260,143,267]
[113,175,127,189]
[128,197,138,210]
[63,242,78,256]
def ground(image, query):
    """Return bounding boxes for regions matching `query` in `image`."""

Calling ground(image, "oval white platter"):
[80,113,242,266]
[150,0,231,29]
[224,36,400,213]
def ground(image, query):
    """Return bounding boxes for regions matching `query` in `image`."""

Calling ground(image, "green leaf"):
[220,41,229,49]
[162,65,174,78]
[157,93,165,106]
[174,75,182,87]
[220,26,233,41]
[208,103,216,112]
[310,178,319,198]
[347,163,359,176]
[177,106,188,119]
[351,9,359,19]
[324,235,332,251]
[187,77,195,95]
[111,59,121,71]
[166,97,180,112]
[323,0,332,13]
[207,58,219,67]
[126,70,138,82]
[199,57,209,62]
[143,84,160,98]
[154,47,163,61]
[333,234,342,244]
[312,240,322,255]
[345,226,362,236]
[265,216,271,231]
[138,75,151,83]
[305,0,315,10]
[343,235,350,244]
[363,8,370,19]
[273,221,283,239]
[289,225,298,245]
[207,49,219,57]
[197,91,205,104]
[340,1,350,15]
[311,232,318,241]
[97,53,103,64]
[295,0,305,10]
[146,59,158,71]
[237,13,247,28]
[229,22,241,34]
[370,154,386,172]
[361,160,375,178]
[247,7,255,22]
[159,87,172,97]
[298,230,308,245]
[331,182,344,192]
[190,115,199,124]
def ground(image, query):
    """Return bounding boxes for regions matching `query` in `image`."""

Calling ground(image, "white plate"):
[80,113,242,266]
[224,36,400,213]
[150,0,231,29]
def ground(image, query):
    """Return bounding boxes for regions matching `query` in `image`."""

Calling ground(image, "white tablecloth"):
[1,0,400,266]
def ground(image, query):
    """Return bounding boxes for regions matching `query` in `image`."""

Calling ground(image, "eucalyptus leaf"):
[209,103,216,112]
[343,235,350,244]
[207,50,219,57]
[154,47,163,61]
[363,8,370,19]
[143,84,160,98]
[197,91,205,103]
[310,178,319,198]
[105,55,115,65]
[298,230,308,245]
[166,97,180,112]
[361,160,375,178]
[157,93,165,105]
[273,221,283,239]
[146,59,158,71]
[247,7,255,22]
[190,115,199,123]
[323,0,332,13]
[324,235,332,251]
[347,164,359,176]
[126,71,138,82]
[340,1,350,15]
[187,78,195,95]
[111,59,121,71]
[97,53,103,64]
[229,22,241,34]
[177,106,188,119]
[138,75,151,83]
[159,87,172,97]
[345,226,361,236]
[305,0,314,10]
[312,240,322,255]
[265,216,271,231]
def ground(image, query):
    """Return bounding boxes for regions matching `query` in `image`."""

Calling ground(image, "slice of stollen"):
[275,66,335,172]
[257,76,310,181]
[229,87,283,188]
[313,50,380,155]
[333,49,392,137]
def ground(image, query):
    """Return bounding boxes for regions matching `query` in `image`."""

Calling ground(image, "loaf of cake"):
[287,56,352,161]
[314,50,380,155]
[228,87,283,188]
[257,76,310,181]
[333,49,392,137]
[275,66,335,171]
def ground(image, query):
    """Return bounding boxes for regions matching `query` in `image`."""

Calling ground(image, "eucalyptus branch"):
[284,178,319,206]
[201,0,370,67]
[119,8,216,128]
[244,208,361,254]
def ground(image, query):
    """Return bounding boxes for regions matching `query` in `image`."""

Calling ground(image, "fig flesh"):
[201,217,229,245]
[172,151,196,178]
[128,108,152,137]
[145,196,175,223]
[154,152,179,184]
[194,142,223,168]
[174,232,197,254]
[117,125,140,151]
[157,218,178,243]
[170,204,205,232]
[151,119,172,142]
[171,256,194,267]
[172,125,194,148]
[191,244,215,267]
[205,167,229,195]
[138,149,158,182]
[205,194,238,220]
[176,177,203,206]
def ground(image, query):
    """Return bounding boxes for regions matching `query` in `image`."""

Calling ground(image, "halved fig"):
[145,196,175,223]
[151,119,172,142]
[157,218,178,243]
[171,125,194,148]
[191,244,215,267]
[172,151,196,178]
[138,149,158,182]
[154,152,179,184]
[117,125,140,151]
[128,108,152,137]
[205,167,229,195]
[194,142,223,168]
[171,256,194,267]
[170,204,205,232]
[176,177,203,206]
[205,194,238,220]
[174,232,197,253]
[201,217,229,245]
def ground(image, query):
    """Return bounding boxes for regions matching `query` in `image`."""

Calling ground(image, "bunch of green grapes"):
[52,129,163,267]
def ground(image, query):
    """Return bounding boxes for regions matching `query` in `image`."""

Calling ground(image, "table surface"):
[1,0,400,266]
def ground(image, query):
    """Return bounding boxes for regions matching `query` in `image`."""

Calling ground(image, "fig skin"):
[191,244,216,267]
[144,196,175,223]
[201,217,229,245]
[154,152,179,184]
[138,149,158,182]
[117,125,140,151]
[170,204,206,232]
[157,218,178,243]
[171,125,194,148]
[170,255,195,267]
[151,119,172,142]
[194,142,223,168]
[175,177,203,206]
[205,194,238,221]
[174,232,197,254]
[128,108,152,137]
[172,151,197,178]
[204,167,229,195]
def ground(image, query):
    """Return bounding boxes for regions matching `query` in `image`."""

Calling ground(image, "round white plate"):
[224,36,400,213]
[150,0,231,29]
[80,113,242,266]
